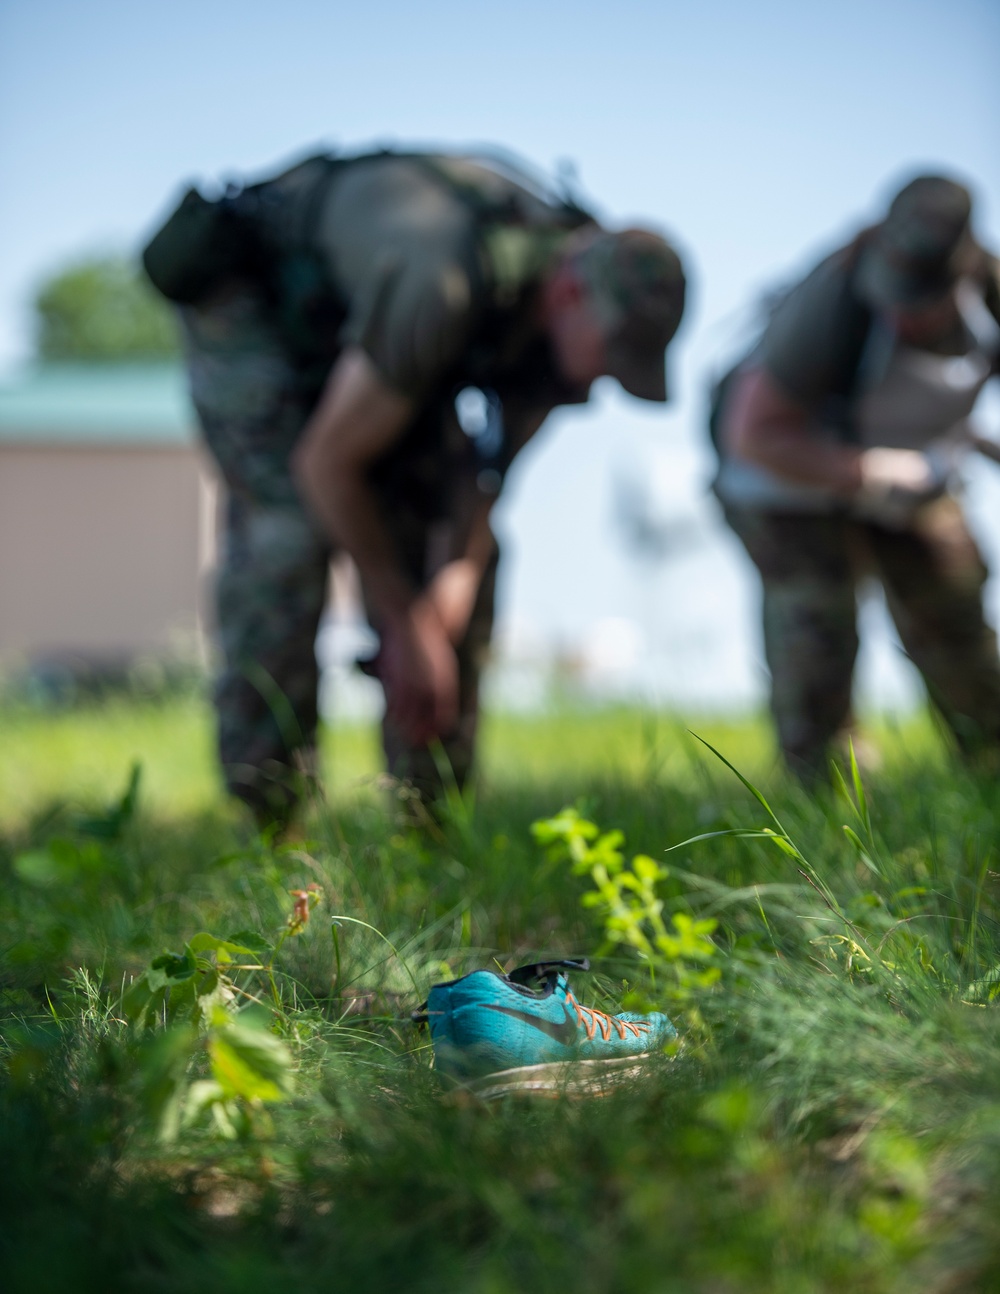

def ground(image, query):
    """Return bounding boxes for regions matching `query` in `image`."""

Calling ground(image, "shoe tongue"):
[506,958,590,990]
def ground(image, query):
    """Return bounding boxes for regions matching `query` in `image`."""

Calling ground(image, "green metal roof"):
[0,363,196,444]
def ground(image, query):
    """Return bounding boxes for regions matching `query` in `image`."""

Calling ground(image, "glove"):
[852,447,948,528]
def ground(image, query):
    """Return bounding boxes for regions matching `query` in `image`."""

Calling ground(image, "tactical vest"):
[707,242,876,458]
[144,149,594,355]
[144,149,596,523]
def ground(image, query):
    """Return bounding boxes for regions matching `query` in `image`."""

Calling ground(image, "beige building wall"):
[0,442,218,665]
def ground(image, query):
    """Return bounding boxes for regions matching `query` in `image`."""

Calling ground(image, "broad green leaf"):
[209,1018,294,1103]
[139,1023,199,1142]
[181,1079,227,1130]
[164,975,199,1023]
[145,949,197,992]
[633,854,666,883]
[189,932,265,962]
[12,838,83,887]
[210,1100,242,1140]
[122,976,155,1023]
[225,930,275,957]
[13,849,65,887]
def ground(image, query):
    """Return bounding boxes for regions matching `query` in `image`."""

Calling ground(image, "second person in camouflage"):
[711,174,1000,779]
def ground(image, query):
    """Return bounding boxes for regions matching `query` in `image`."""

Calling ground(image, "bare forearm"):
[423,500,497,644]
[291,348,418,626]
[313,471,418,626]
[734,425,862,493]
[290,347,468,743]
[726,366,862,494]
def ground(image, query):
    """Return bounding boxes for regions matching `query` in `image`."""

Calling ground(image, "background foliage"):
[33,253,179,360]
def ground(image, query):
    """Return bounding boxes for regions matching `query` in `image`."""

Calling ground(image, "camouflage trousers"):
[722,498,1000,779]
[181,287,497,820]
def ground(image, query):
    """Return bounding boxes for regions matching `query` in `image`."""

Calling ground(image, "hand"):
[378,602,459,747]
[852,447,947,528]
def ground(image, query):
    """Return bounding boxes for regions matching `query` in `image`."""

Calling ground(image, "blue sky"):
[2,0,998,704]
[2,0,996,344]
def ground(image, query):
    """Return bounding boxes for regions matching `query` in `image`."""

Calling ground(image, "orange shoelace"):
[567,991,651,1042]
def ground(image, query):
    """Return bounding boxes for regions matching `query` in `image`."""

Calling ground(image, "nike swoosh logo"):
[481,1002,579,1046]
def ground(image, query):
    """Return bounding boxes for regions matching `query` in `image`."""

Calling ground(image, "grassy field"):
[2,695,1000,1292]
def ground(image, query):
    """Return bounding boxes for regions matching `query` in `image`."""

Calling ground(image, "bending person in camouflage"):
[145,148,686,823]
[711,174,1000,780]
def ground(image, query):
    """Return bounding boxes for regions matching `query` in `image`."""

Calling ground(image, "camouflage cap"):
[574,228,686,402]
[857,174,980,310]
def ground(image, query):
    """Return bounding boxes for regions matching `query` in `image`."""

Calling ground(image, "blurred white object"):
[853,446,944,527]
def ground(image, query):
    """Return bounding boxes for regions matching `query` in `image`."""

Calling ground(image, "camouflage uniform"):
[722,497,1000,779]
[182,280,499,817]
[713,176,1000,777]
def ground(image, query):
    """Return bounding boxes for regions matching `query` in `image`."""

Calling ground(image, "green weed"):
[531,805,720,1018]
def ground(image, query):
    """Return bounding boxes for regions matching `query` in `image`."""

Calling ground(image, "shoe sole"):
[443,1055,653,1102]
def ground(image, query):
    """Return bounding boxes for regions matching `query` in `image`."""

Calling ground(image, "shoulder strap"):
[820,238,876,441]
[228,152,346,255]
[405,152,597,235]
[830,239,875,398]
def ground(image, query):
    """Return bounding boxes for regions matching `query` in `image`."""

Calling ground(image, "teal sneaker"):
[417,959,677,1098]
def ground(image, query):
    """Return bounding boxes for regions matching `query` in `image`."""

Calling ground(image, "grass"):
[2,694,1000,1292]
[0,694,781,820]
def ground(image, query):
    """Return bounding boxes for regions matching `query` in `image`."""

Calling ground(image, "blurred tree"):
[34,254,180,360]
